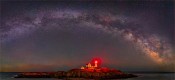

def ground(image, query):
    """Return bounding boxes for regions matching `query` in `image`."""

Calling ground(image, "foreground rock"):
[14,59,137,79]
[14,68,137,79]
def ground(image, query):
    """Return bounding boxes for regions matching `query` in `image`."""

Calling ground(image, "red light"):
[95,61,98,63]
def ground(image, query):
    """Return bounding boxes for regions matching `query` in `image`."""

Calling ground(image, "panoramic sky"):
[0,1,174,72]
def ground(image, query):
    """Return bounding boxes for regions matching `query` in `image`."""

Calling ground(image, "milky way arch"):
[1,8,173,66]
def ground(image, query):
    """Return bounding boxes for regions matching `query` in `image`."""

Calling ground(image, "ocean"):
[0,72,174,80]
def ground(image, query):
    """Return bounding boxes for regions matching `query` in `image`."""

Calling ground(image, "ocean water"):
[0,72,174,80]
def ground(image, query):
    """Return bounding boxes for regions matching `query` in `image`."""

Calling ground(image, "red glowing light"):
[95,61,98,63]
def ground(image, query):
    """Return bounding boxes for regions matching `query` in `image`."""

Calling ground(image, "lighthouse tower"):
[95,60,98,67]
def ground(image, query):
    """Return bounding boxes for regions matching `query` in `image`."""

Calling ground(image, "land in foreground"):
[14,59,137,79]
[14,68,137,79]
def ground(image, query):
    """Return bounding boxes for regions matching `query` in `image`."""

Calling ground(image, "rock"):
[14,68,137,79]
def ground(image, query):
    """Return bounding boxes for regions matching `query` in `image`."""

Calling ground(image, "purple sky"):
[0,1,174,72]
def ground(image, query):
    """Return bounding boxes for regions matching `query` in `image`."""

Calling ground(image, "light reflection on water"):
[0,72,174,80]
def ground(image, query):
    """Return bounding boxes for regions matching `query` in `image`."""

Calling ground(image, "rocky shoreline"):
[14,69,137,79]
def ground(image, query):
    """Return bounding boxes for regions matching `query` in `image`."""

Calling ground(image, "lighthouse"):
[95,60,98,67]
[80,59,100,69]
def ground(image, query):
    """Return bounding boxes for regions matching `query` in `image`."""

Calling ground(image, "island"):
[14,59,137,79]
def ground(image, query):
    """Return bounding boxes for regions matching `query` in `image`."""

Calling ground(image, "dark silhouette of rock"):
[14,59,137,79]
[14,68,137,79]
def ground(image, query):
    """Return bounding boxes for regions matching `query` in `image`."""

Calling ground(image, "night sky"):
[0,1,174,72]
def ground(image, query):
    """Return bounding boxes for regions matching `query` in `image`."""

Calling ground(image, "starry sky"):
[0,1,175,72]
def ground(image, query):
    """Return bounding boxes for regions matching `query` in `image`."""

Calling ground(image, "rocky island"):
[14,59,137,79]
